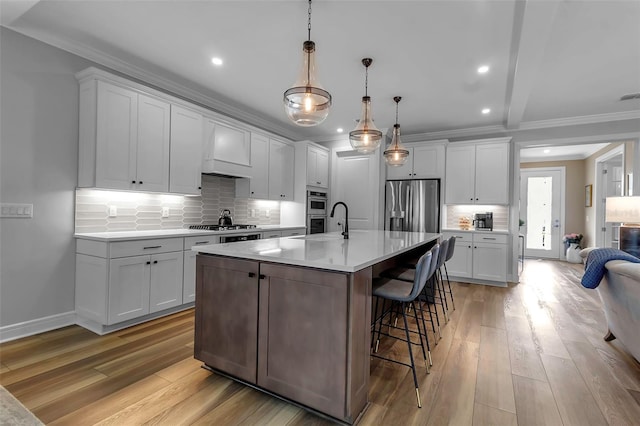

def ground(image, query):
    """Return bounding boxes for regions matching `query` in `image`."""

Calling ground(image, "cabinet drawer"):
[263,231,282,239]
[184,235,219,250]
[110,238,183,258]
[473,233,508,244]
[442,232,473,244]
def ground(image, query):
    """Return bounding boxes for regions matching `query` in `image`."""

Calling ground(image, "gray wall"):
[0,28,93,328]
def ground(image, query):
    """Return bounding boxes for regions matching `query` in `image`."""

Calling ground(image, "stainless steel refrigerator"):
[384,179,440,233]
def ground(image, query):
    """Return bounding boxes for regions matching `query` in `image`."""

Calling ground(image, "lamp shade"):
[605,196,640,223]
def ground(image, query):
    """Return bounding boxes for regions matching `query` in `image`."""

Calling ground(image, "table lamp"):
[606,196,640,258]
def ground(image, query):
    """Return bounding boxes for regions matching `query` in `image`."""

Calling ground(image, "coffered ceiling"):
[2,0,639,143]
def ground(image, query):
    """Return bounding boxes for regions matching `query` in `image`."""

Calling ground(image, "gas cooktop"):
[189,224,258,231]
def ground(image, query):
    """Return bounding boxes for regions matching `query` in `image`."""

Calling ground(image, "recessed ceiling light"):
[481,108,491,114]
[477,65,489,74]
[337,128,343,133]
[543,149,550,154]
[211,57,223,66]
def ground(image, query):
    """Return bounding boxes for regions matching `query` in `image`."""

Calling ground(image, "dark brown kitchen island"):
[193,230,440,424]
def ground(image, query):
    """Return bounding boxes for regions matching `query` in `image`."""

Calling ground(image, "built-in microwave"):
[307,190,328,215]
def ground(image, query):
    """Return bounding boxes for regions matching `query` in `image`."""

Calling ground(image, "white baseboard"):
[0,311,76,343]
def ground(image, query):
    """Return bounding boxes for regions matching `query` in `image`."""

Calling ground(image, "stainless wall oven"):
[306,190,327,234]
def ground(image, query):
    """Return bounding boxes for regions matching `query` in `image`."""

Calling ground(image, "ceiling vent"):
[620,92,640,101]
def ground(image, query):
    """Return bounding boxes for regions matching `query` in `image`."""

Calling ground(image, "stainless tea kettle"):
[218,209,233,226]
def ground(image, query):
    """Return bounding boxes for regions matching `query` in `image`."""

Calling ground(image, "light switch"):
[0,203,33,218]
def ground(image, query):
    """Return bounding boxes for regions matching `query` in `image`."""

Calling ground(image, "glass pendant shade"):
[283,41,331,126]
[350,96,383,153]
[384,124,410,166]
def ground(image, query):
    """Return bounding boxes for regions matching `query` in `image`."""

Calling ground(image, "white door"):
[182,250,196,304]
[137,94,170,192]
[445,145,475,203]
[169,105,203,194]
[108,255,150,324]
[473,243,508,281]
[149,251,184,313]
[520,168,564,259]
[249,134,269,199]
[333,150,380,230]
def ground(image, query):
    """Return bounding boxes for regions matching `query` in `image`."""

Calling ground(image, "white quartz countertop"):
[441,228,510,235]
[193,230,441,273]
[74,225,306,242]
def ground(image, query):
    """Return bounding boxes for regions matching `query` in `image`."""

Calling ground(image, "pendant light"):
[349,58,382,153]
[384,96,410,166]
[283,0,331,127]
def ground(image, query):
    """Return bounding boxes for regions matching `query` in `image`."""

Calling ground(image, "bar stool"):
[441,236,457,310]
[370,244,439,408]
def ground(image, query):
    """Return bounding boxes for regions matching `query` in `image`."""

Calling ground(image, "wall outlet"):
[0,203,33,218]
[250,209,256,218]
[265,209,270,218]
[162,207,170,218]
[108,205,117,217]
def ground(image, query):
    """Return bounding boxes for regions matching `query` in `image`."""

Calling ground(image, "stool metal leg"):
[443,263,456,310]
[401,303,422,408]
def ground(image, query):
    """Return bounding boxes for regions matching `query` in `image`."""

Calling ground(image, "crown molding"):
[517,110,640,131]
[402,125,506,142]
[5,26,305,141]
[520,154,593,163]
[515,131,640,148]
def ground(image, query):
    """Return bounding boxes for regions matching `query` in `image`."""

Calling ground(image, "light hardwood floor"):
[1,259,640,425]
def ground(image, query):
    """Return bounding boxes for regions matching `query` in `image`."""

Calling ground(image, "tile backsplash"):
[444,204,509,231]
[75,175,280,233]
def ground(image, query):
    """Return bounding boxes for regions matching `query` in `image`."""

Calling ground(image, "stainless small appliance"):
[218,209,233,226]
[474,212,493,231]
[384,179,440,233]
[306,190,328,234]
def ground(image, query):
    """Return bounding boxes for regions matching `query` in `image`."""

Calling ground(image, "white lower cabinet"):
[183,235,220,304]
[443,231,508,284]
[281,228,305,237]
[76,236,190,334]
[262,231,282,239]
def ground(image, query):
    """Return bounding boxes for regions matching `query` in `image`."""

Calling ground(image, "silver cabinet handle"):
[482,237,496,240]
[194,241,210,245]
[143,245,161,249]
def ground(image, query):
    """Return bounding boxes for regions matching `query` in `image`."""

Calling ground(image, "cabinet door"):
[258,263,348,419]
[445,145,476,203]
[248,133,269,199]
[316,149,329,187]
[182,250,196,303]
[269,139,294,200]
[308,147,330,187]
[386,147,414,180]
[472,242,507,282]
[169,105,203,194]
[136,94,170,192]
[149,251,184,313]
[413,144,445,179]
[445,241,473,278]
[95,81,138,190]
[307,148,318,186]
[195,255,259,384]
[108,255,150,324]
[475,143,509,204]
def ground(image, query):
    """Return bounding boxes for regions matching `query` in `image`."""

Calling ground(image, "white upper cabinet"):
[269,138,295,200]
[236,134,294,201]
[445,139,510,204]
[137,95,171,192]
[307,145,329,188]
[386,142,446,180]
[247,133,270,199]
[82,80,172,192]
[169,105,203,194]
[202,118,252,178]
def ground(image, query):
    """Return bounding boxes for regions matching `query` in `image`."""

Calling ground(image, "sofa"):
[580,248,640,362]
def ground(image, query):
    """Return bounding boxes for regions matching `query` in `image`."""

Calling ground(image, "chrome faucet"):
[330,202,349,239]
